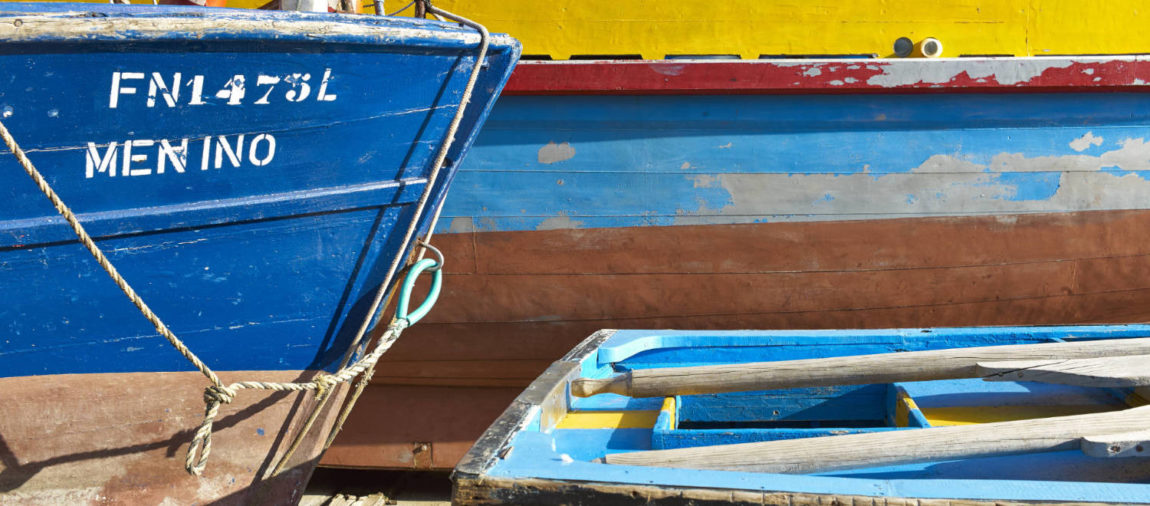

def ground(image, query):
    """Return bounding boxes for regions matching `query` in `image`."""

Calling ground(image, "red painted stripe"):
[504,58,1150,95]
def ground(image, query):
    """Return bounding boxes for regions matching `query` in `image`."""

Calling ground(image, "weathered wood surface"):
[603,405,1150,473]
[452,475,1120,506]
[1081,430,1150,458]
[978,355,1150,387]
[0,371,345,505]
[571,338,1150,398]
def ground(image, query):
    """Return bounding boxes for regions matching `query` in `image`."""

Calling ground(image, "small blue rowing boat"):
[0,2,518,503]
[456,327,1150,504]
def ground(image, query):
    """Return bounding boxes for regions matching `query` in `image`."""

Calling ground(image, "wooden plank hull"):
[385,209,1150,383]
[325,57,1150,470]
[453,327,1150,504]
[0,371,344,504]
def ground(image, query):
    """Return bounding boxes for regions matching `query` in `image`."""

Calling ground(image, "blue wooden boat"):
[454,327,1150,504]
[0,2,518,503]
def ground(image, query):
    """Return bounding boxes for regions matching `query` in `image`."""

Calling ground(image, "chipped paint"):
[448,216,478,233]
[440,86,1150,235]
[651,64,685,76]
[867,59,1073,87]
[0,7,509,49]
[505,57,1150,95]
[671,138,1150,225]
[537,214,585,230]
[537,141,576,164]
[1070,132,1103,152]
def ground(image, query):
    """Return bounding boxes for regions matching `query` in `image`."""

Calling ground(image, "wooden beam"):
[571,337,1150,398]
[602,405,1150,473]
[978,354,1150,388]
[1080,430,1150,458]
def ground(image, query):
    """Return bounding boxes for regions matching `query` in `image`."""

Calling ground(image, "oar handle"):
[571,375,629,397]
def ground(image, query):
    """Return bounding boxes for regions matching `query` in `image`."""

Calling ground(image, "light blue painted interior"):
[594,325,1150,365]
[490,326,1150,502]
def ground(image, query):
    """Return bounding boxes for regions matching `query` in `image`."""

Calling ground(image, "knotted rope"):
[3,0,487,477]
[185,318,409,475]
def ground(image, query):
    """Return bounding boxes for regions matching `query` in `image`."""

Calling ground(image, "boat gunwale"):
[503,56,1150,95]
[0,3,519,50]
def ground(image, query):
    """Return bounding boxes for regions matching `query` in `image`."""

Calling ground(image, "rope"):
[337,1,489,371]
[5,0,489,477]
[321,0,490,449]
[188,318,409,475]
[384,0,414,16]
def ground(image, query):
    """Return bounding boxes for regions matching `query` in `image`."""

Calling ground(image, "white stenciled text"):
[108,69,338,108]
[85,134,277,178]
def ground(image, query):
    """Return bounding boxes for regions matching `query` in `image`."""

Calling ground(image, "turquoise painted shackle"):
[396,257,443,325]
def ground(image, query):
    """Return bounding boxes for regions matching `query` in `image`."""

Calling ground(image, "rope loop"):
[186,384,236,475]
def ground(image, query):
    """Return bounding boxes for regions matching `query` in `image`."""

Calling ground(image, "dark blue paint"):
[0,4,519,377]
[654,385,910,450]
[676,385,889,423]
[653,427,906,450]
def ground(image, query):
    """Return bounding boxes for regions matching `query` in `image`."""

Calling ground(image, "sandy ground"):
[301,468,452,506]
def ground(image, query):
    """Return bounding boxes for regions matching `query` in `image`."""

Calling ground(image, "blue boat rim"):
[0,3,510,49]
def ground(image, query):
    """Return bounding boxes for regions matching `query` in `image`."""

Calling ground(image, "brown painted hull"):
[322,209,1150,469]
[0,370,345,504]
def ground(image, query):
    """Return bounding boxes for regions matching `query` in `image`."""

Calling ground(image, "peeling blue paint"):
[439,93,1150,233]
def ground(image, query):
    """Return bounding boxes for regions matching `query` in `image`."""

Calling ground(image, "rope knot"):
[313,373,339,398]
[204,385,237,405]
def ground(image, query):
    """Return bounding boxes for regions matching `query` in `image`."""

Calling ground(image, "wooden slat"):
[978,355,1150,388]
[603,405,1150,473]
[1081,430,1150,458]
[425,262,1078,324]
[384,288,1150,365]
[459,210,1150,277]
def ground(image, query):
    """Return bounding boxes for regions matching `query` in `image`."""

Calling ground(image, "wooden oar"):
[571,337,1150,398]
[1081,429,1150,458]
[978,354,1150,387]
[601,405,1150,473]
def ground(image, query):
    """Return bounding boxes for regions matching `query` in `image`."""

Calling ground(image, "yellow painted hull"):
[37,0,1148,58]
[400,0,1147,59]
